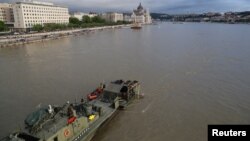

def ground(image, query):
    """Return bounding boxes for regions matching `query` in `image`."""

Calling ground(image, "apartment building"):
[13,1,69,31]
[101,12,123,22]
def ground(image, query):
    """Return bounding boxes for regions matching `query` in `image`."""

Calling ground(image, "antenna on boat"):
[48,105,53,114]
[75,94,77,104]
[99,80,105,90]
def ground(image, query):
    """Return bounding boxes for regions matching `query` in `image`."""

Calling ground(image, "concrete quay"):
[0,24,131,48]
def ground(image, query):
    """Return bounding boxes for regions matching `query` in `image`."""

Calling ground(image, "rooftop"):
[15,0,67,8]
[137,3,144,10]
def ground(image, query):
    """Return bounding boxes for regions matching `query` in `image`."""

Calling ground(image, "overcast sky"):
[1,0,250,13]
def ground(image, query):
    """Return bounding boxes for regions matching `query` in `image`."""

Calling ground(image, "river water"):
[0,22,250,140]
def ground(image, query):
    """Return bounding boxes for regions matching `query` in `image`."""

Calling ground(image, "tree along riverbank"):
[0,24,132,48]
[32,17,131,32]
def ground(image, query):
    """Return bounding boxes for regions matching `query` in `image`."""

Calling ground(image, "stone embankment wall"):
[0,25,131,48]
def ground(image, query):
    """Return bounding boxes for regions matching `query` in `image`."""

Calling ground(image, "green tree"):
[0,21,7,32]
[68,23,79,28]
[82,15,91,23]
[91,16,106,23]
[32,24,43,32]
[69,17,81,25]
[43,23,68,31]
[116,20,123,24]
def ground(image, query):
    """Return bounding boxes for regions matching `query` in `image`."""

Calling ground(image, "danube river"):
[0,22,250,140]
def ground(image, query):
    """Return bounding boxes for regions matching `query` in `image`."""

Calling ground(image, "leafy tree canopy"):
[91,16,106,23]
[32,24,43,32]
[82,15,91,23]
[0,21,7,31]
[69,17,81,24]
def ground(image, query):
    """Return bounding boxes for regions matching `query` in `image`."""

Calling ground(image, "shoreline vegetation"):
[33,16,131,32]
[0,16,132,48]
[0,21,9,32]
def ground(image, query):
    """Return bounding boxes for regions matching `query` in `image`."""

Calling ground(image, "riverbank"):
[0,24,131,48]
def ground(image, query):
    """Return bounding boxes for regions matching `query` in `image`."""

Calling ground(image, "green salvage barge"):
[1,80,141,141]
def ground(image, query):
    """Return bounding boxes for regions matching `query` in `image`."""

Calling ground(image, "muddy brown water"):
[0,22,250,141]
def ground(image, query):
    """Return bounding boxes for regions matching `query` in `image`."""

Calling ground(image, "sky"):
[1,0,250,14]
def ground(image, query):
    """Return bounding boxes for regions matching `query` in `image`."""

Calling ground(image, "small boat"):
[87,83,105,101]
[131,23,142,29]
